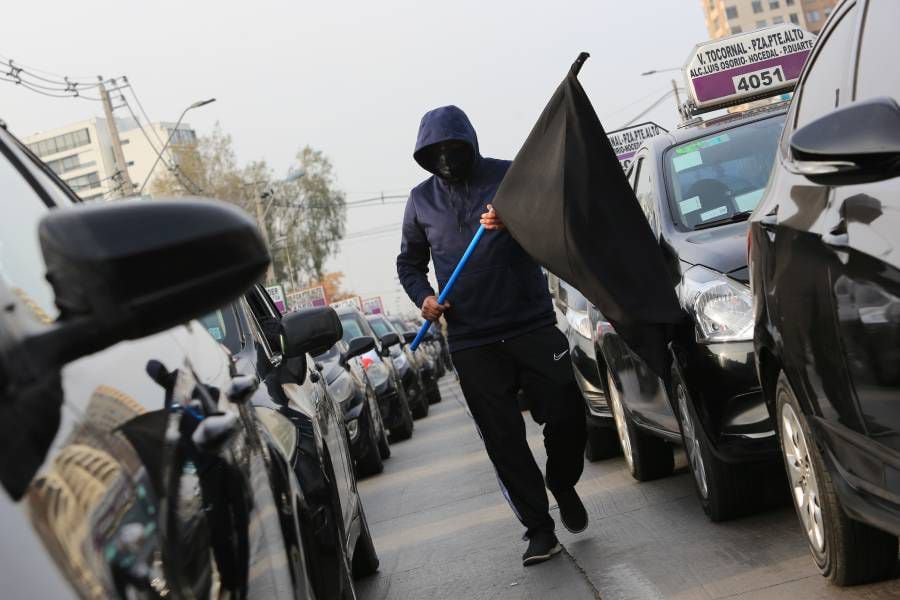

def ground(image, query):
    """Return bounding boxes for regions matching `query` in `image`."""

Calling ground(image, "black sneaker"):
[555,487,588,533]
[522,530,562,567]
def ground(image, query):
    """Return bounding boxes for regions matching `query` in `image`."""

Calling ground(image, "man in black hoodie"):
[397,105,588,566]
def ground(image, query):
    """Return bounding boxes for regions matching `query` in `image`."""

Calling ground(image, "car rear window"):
[368,317,393,337]
[340,314,365,343]
[665,113,785,229]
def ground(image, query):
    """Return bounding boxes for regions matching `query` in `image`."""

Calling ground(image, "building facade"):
[702,0,840,39]
[23,117,196,201]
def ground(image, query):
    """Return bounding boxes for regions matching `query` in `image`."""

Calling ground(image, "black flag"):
[492,52,685,379]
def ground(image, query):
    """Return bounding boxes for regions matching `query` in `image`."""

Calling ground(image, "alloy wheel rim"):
[780,402,825,553]
[678,384,709,499]
[607,374,634,472]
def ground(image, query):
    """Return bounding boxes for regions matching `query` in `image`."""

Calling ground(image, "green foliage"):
[150,126,346,286]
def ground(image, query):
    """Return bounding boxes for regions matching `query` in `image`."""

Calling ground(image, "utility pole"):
[671,79,683,117]
[98,81,134,198]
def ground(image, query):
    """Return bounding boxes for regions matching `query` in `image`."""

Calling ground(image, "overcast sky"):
[4,0,708,313]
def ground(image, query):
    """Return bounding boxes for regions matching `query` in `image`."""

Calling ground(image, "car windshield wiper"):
[692,210,752,230]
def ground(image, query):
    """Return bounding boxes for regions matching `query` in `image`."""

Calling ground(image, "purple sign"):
[685,24,815,111]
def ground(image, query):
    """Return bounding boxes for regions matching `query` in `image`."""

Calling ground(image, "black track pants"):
[452,325,587,537]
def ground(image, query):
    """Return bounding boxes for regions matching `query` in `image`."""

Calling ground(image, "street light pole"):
[138,98,216,195]
[642,68,684,116]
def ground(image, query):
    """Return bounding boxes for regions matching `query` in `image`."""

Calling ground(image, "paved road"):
[356,376,900,599]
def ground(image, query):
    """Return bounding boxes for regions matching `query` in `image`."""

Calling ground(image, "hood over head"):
[413,106,481,178]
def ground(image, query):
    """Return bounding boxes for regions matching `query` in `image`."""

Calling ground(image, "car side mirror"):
[282,307,342,358]
[402,331,416,345]
[32,198,268,366]
[341,336,376,365]
[789,96,900,185]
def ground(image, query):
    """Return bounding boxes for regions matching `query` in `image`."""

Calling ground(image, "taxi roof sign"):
[683,24,815,114]
[607,122,668,171]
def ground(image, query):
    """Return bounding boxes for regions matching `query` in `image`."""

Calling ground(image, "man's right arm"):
[396,197,436,308]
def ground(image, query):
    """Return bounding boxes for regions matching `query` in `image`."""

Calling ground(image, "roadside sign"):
[287,285,327,311]
[265,284,287,314]
[330,296,363,311]
[684,24,815,113]
[362,296,385,315]
[606,122,667,171]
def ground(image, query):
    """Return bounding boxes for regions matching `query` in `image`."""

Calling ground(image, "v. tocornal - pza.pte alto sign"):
[683,23,815,112]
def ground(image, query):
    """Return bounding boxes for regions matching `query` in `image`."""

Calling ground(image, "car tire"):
[672,364,767,522]
[606,372,674,481]
[411,380,430,419]
[356,407,384,478]
[427,379,443,404]
[372,393,391,460]
[389,385,414,442]
[584,421,621,462]
[776,372,898,585]
[352,502,380,578]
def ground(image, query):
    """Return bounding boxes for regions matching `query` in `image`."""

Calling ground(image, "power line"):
[117,90,204,194]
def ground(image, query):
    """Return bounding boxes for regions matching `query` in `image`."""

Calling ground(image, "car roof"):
[654,101,789,149]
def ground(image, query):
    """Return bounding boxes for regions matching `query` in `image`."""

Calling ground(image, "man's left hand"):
[480,204,506,230]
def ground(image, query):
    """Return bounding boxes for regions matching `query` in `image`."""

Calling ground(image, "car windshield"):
[665,113,785,230]
[390,318,412,333]
[199,306,242,355]
[340,314,365,344]
[368,317,394,337]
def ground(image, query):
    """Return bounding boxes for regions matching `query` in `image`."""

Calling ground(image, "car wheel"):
[352,501,380,578]
[776,372,898,585]
[606,372,674,481]
[356,405,385,477]
[389,384,414,442]
[427,379,443,404]
[584,420,621,462]
[673,365,765,522]
[371,391,391,460]
[411,379,429,419]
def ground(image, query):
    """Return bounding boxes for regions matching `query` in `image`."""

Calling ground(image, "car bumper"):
[682,340,777,462]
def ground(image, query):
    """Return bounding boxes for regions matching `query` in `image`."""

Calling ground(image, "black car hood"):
[667,221,750,282]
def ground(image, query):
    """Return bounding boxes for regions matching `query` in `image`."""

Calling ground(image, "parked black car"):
[599,101,788,521]
[0,125,319,598]
[335,307,417,438]
[200,292,380,598]
[399,316,448,379]
[313,338,391,477]
[547,274,620,461]
[374,314,443,405]
[355,312,429,418]
[750,0,900,585]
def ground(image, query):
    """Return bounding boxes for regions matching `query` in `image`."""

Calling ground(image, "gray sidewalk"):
[357,377,900,600]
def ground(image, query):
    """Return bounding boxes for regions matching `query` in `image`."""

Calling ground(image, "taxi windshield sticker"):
[684,24,815,112]
[675,133,730,155]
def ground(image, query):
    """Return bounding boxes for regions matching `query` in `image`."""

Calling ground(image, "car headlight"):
[346,418,360,440]
[566,309,592,339]
[393,353,409,373]
[329,372,355,406]
[365,360,389,388]
[682,266,753,343]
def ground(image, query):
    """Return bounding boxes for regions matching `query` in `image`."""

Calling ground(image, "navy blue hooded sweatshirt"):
[397,105,555,352]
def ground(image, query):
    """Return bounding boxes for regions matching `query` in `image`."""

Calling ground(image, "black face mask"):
[431,141,475,182]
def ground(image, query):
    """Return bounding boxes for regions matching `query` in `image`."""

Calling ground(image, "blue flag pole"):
[409,224,486,351]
